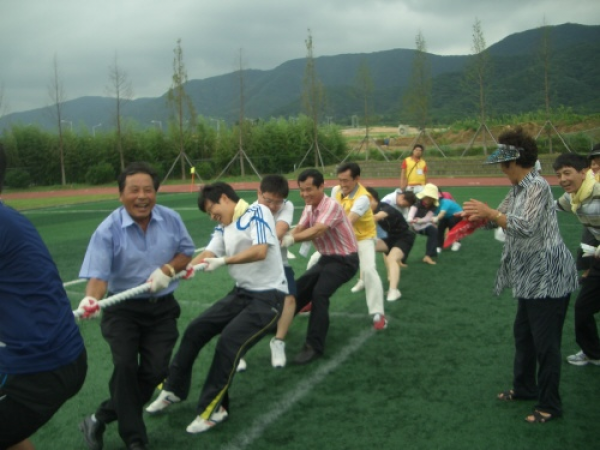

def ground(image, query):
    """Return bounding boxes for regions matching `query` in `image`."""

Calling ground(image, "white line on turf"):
[219,327,374,450]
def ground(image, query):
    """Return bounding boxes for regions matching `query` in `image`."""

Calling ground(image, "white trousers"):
[358,239,384,315]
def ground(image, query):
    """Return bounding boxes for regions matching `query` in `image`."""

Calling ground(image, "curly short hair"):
[497,127,537,169]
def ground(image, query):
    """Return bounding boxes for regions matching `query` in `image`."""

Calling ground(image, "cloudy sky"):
[1,0,598,114]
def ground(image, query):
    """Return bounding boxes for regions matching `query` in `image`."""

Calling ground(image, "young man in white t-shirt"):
[146,182,287,434]
[237,175,296,370]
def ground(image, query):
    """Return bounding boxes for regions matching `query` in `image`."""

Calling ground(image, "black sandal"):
[525,410,554,424]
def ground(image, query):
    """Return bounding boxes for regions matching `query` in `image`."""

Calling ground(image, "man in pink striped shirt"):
[288,168,359,364]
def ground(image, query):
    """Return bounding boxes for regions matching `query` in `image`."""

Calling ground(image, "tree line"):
[0,116,347,188]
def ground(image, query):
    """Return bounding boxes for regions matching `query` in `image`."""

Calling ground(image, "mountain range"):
[1,23,598,132]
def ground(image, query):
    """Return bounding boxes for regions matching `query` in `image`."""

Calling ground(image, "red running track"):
[3,176,560,200]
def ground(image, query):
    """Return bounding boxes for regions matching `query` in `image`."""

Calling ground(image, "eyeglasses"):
[261,194,284,207]
[205,202,216,215]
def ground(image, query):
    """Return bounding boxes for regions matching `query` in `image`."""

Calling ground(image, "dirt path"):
[1,177,519,200]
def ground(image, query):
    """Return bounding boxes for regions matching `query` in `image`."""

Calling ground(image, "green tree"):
[47,54,68,185]
[301,29,326,169]
[403,30,431,130]
[356,58,374,159]
[167,38,196,180]
[537,18,562,153]
[464,18,494,154]
[236,49,250,177]
[470,19,491,123]
[540,19,552,118]
[107,52,133,170]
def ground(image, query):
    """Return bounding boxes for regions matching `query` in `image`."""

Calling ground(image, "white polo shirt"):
[252,199,294,266]
[206,204,288,294]
[381,189,409,219]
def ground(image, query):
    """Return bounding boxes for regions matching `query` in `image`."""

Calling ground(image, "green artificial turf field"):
[12,186,598,449]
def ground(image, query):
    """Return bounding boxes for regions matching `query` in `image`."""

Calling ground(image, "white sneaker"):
[236,358,247,372]
[270,337,286,368]
[210,405,229,422]
[386,288,402,302]
[146,390,181,414]
[186,406,228,434]
[351,279,365,293]
[567,350,600,366]
[436,247,442,254]
[451,242,461,251]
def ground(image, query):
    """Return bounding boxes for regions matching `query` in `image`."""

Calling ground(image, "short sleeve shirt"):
[79,204,195,296]
[206,203,288,293]
[252,199,294,266]
[298,195,358,256]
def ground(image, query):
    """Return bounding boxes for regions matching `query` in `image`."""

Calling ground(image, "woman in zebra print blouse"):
[462,127,578,424]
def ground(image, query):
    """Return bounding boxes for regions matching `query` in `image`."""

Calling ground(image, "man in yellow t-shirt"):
[332,162,387,331]
[400,144,427,193]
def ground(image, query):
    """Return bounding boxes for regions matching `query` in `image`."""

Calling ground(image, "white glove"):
[580,243,600,258]
[77,296,100,319]
[183,263,196,280]
[494,227,506,243]
[281,234,295,248]
[432,217,439,224]
[203,257,227,272]
[148,267,171,292]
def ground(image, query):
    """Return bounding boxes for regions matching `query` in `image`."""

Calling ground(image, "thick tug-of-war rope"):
[73,263,207,318]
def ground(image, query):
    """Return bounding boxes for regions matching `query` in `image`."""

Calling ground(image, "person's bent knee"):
[389,248,404,262]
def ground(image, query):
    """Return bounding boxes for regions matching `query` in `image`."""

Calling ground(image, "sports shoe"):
[298,302,312,316]
[145,390,181,414]
[436,247,442,254]
[270,337,286,368]
[186,406,229,434]
[373,313,388,330]
[566,350,600,366]
[236,358,247,372]
[386,288,401,302]
[294,344,321,365]
[210,405,229,422]
[350,279,365,293]
[127,443,148,450]
[79,415,105,450]
[451,242,462,251]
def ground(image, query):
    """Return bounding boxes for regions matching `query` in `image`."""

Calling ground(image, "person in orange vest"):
[400,144,427,194]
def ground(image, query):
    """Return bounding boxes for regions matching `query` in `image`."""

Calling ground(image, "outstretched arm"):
[292,222,329,242]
